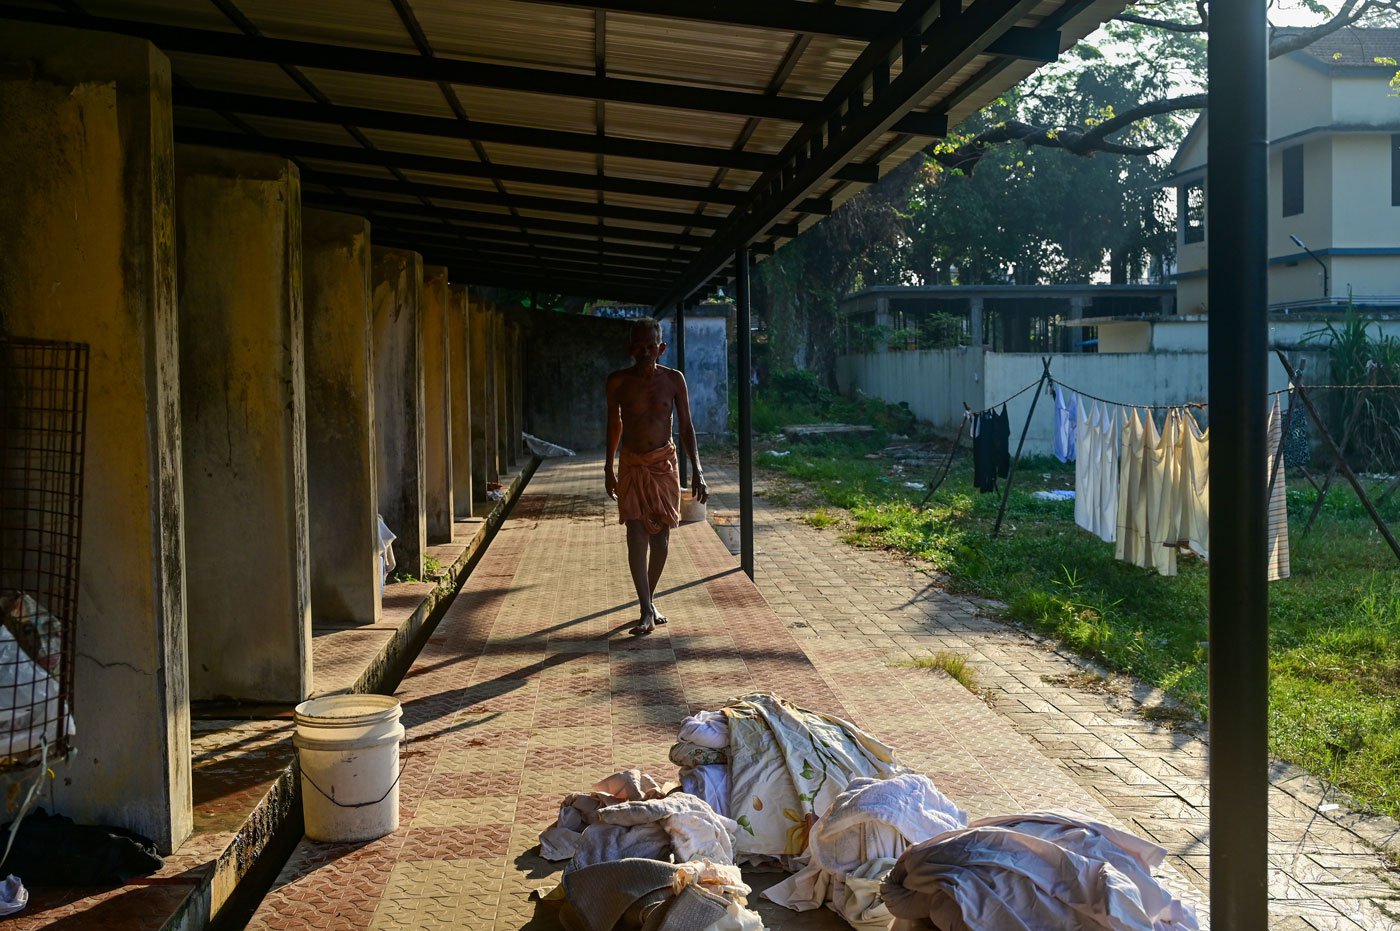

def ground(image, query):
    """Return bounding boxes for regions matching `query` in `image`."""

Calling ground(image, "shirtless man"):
[605,317,709,635]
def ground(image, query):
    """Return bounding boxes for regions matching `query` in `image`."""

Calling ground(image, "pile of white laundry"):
[533,693,1200,931]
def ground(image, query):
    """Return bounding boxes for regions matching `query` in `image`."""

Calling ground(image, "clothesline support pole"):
[1302,372,1373,534]
[919,410,968,508]
[1276,351,1400,563]
[991,357,1051,538]
[1266,358,1303,502]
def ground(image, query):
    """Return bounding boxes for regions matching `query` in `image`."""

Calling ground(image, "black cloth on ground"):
[0,809,164,886]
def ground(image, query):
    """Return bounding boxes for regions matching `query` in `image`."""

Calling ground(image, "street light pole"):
[1289,234,1329,302]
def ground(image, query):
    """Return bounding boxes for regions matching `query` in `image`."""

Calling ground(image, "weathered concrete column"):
[371,248,426,578]
[0,23,190,853]
[494,309,511,474]
[176,145,311,703]
[421,266,453,543]
[448,284,473,518]
[969,297,986,347]
[302,209,380,624]
[470,297,499,493]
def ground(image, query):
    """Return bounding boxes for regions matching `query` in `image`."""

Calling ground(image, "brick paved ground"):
[703,462,1400,930]
[248,456,1211,930]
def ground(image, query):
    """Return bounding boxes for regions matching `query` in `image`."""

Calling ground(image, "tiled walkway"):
[250,456,1209,930]
[703,462,1400,931]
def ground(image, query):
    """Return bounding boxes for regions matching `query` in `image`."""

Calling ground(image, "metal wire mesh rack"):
[0,338,88,771]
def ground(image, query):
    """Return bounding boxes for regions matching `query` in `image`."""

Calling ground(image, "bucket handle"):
[300,766,403,809]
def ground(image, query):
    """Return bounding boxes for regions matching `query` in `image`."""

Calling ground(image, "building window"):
[1180,181,1204,244]
[1392,134,1399,207]
[1282,145,1304,216]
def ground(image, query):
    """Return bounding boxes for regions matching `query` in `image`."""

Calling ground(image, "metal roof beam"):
[177,127,747,206]
[377,234,682,274]
[510,0,893,39]
[0,6,821,120]
[301,192,716,245]
[363,219,700,261]
[172,87,881,181]
[302,173,731,229]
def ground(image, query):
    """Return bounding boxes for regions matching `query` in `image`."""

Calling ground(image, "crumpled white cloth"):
[678,710,730,750]
[539,769,671,861]
[597,793,740,865]
[764,773,967,929]
[881,809,1200,931]
[681,764,731,818]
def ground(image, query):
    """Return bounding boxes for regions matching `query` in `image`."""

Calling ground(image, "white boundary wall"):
[840,349,1307,455]
[837,347,985,432]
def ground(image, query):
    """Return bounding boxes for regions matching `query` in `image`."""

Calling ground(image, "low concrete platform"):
[7,466,533,931]
[245,456,1204,930]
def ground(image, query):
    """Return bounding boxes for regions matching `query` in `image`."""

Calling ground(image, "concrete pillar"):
[494,309,511,474]
[176,145,310,703]
[421,266,453,543]
[371,248,426,579]
[470,297,499,493]
[969,297,985,347]
[302,209,380,624]
[0,23,190,853]
[448,285,473,518]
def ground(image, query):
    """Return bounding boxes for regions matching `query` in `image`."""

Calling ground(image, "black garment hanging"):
[993,405,1011,478]
[972,411,1003,493]
[1283,403,1311,468]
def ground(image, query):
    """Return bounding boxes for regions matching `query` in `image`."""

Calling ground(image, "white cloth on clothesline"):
[1053,386,1078,463]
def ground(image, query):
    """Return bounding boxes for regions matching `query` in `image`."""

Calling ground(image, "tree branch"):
[930,94,1208,174]
[1113,13,1206,32]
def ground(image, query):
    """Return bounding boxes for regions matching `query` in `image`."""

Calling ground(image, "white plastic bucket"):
[711,511,741,554]
[680,495,707,523]
[293,694,404,843]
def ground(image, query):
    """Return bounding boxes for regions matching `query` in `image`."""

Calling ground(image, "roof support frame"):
[510,0,895,39]
[0,5,975,132]
[660,0,1044,305]
[175,127,751,206]
[171,87,883,181]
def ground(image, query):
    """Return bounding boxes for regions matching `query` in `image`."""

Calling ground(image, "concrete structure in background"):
[470,298,498,492]
[303,209,380,624]
[522,312,635,451]
[840,285,1175,354]
[421,266,454,543]
[660,303,732,436]
[175,145,311,704]
[1167,27,1400,317]
[0,23,191,852]
[371,247,427,579]
[449,285,473,518]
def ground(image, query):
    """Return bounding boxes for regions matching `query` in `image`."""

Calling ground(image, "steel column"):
[735,251,755,580]
[676,300,689,490]
[1207,0,1270,923]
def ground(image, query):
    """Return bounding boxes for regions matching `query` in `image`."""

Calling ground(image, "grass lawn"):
[732,408,1400,820]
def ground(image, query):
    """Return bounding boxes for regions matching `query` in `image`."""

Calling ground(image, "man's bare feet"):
[652,610,668,626]
[631,611,657,636]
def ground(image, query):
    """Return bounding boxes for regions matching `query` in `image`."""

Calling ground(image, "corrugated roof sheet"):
[8,0,1128,301]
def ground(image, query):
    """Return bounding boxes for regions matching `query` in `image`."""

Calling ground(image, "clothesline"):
[971,376,1400,419]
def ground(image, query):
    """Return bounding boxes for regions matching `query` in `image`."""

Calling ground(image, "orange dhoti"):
[617,442,681,534]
